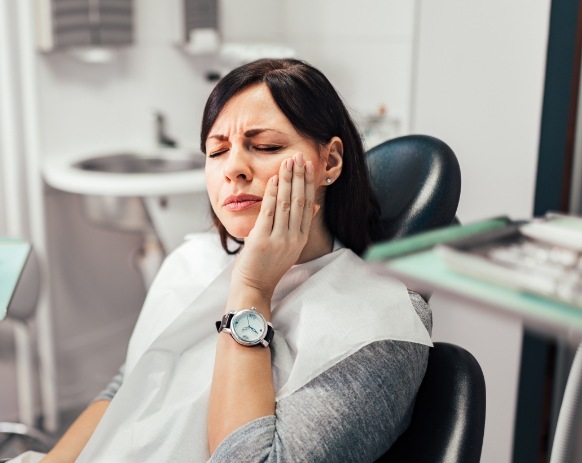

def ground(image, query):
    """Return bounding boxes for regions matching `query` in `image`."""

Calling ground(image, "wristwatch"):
[215,307,274,347]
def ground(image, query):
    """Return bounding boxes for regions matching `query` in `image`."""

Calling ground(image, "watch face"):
[231,309,267,346]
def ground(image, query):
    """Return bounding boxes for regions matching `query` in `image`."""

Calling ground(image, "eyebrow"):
[207,128,285,141]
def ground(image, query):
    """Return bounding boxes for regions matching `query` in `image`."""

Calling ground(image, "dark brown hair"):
[200,58,379,256]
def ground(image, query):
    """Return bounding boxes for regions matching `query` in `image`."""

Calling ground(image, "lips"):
[223,194,262,211]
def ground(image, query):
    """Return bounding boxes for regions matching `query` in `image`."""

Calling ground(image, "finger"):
[313,203,321,218]
[289,153,306,232]
[272,157,293,232]
[252,175,278,236]
[300,160,316,234]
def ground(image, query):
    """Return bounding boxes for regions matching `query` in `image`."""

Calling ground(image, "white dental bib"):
[77,233,432,462]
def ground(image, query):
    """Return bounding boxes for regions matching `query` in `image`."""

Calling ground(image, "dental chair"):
[365,135,486,463]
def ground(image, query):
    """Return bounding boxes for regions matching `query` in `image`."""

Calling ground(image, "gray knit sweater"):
[96,291,431,462]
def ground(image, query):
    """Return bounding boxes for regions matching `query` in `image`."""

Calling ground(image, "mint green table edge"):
[0,240,32,320]
[385,250,582,335]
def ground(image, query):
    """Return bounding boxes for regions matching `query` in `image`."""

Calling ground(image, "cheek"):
[309,157,328,203]
[204,168,221,201]
[254,158,285,187]
[264,164,281,181]
[309,157,326,186]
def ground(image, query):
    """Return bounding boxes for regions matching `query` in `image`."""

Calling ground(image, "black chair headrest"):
[366,134,461,242]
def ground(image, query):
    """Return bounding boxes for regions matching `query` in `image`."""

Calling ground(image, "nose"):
[223,144,252,182]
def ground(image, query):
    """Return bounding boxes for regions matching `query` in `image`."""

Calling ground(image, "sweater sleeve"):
[93,364,125,402]
[210,292,432,463]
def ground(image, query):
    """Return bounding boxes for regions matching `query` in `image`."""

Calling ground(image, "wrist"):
[227,285,272,320]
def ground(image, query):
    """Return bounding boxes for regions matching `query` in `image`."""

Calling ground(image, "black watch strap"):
[215,312,233,333]
[263,324,275,345]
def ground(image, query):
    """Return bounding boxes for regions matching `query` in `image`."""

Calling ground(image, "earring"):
[326,178,332,184]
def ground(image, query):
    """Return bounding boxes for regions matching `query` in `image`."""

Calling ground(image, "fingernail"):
[296,152,304,167]
[286,158,293,171]
[305,161,314,174]
[272,175,278,186]
[313,204,321,216]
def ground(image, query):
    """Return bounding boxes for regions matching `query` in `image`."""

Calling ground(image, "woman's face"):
[204,84,330,239]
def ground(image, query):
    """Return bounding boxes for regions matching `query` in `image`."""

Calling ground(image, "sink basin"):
[43,148,209,235]
[43,149,207,197]
[73,152,206,174]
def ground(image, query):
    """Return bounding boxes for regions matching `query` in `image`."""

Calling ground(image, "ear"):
[321,136,343,186]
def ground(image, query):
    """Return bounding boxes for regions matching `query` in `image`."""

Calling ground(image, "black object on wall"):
[514,1,582,462]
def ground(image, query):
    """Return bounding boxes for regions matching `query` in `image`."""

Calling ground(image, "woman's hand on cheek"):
[230,153,316,303]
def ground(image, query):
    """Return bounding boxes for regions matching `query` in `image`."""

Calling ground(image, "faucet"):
[155,111,177,148]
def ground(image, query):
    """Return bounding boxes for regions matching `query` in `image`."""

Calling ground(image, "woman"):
[41,58,432,462]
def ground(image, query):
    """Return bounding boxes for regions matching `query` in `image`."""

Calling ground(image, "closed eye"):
[208,149,228,158]
[254,145,283,152]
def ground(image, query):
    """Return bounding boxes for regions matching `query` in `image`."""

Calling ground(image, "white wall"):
[282,0,416,142]
[412,1,551,462]
[37,1,216,159]
[413,0,550,223]
[220,0,415,142]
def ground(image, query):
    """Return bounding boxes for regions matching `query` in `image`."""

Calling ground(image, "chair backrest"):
[365,136,485,461]
[377,342,486,463]
[366,134,461,242]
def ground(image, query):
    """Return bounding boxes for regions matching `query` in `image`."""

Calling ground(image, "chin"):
[220,216,256,240]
